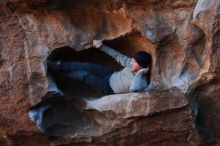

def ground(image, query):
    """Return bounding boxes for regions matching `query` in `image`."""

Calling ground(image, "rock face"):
[0,0,220,145]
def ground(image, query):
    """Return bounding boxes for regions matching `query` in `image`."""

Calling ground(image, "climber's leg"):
[47,60,114,76]
[64,70,113,94]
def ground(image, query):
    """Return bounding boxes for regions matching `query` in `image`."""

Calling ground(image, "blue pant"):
[48,61,114,94]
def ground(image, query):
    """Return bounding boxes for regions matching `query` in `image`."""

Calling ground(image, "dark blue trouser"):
[48,61,114,94]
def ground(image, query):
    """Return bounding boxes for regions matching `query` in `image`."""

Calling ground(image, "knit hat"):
[132,51,151,68]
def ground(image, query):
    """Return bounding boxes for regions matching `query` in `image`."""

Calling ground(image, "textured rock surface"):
[0,0,220,145]
[188,72,220,145]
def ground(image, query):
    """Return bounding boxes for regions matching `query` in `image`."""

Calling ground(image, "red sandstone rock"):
[0,0,219,145]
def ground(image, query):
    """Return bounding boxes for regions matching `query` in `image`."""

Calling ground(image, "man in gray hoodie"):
[47,40,152,94]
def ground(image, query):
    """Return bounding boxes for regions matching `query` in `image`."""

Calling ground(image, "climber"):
[47,40,152,94]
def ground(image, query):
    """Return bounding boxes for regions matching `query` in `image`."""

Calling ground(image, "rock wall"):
[0,0,220,145]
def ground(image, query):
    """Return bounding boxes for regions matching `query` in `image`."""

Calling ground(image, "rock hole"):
[27,31,155,138]
[46,46,123,100]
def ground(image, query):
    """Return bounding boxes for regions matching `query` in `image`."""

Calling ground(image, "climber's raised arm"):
[93,40,131,67]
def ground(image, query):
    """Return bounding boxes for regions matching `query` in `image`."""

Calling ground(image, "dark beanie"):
[133,51,151,68]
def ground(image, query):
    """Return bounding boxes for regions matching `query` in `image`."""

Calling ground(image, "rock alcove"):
[28,32,156,138]
[46,31,155,99]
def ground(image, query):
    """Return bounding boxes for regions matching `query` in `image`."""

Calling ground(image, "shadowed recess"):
[27,32,155,138]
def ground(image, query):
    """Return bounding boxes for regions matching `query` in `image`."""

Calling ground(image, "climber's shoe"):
[47,90,64,98]
[47,60,63,71]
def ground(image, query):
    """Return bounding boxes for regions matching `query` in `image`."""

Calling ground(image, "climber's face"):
[130,58,142,72]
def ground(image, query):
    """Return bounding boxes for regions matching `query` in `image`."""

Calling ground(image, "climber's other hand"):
[92,40,103,48]
[137,68,149,74]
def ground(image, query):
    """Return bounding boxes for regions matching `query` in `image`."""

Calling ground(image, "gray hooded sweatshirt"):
[100,45,149,93]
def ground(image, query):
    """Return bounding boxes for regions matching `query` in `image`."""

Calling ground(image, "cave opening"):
[28,31,155,138]
[46,31,155,100]
[46,46,123,100]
